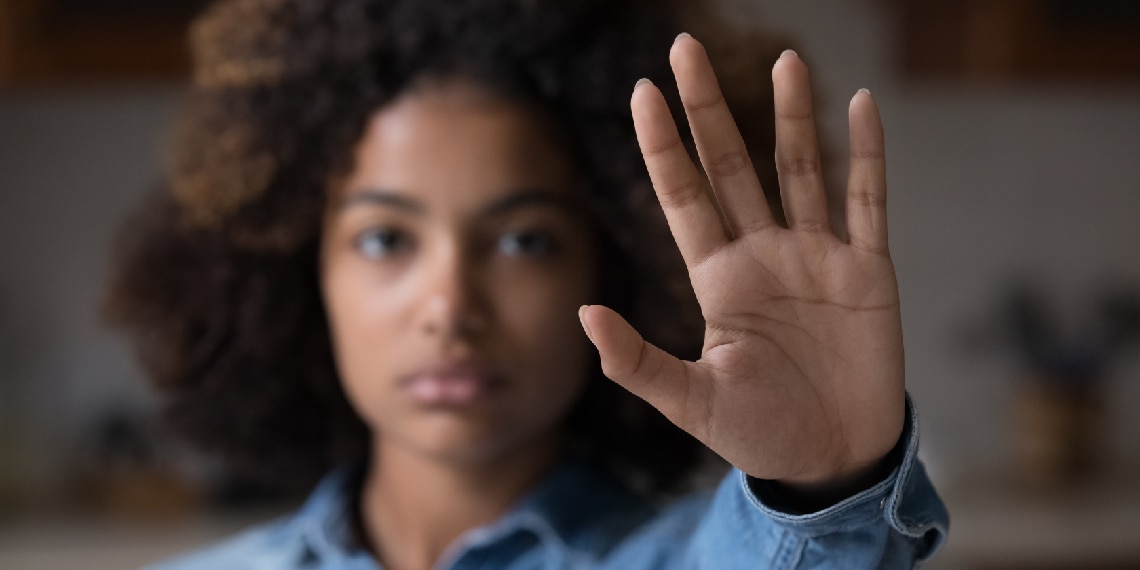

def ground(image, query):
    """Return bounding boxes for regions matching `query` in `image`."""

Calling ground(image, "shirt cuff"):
[738,394,949,550]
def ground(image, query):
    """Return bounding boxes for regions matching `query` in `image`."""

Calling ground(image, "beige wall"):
[0,90,177,500]
[723,0,1140,484]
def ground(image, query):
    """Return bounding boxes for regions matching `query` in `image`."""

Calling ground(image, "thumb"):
[578,305,698,427]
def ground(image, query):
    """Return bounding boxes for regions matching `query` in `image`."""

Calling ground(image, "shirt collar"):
[290,460,649,564]
[291,465,363,563]
[506,460,649,547]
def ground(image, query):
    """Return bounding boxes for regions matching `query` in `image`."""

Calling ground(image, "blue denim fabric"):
[148,399,948,569]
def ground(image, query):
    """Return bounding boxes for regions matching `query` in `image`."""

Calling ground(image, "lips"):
[399,364,504,407]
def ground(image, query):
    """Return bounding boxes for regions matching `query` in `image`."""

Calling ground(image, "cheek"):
[490,261,596,400]
[320,255,413,418]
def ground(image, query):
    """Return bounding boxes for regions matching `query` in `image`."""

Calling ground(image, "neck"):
[359,433,564,570]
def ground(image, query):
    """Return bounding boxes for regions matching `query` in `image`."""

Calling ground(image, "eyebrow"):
[482,191,579,217]
[340,190,425,214]
[339,188,580,219]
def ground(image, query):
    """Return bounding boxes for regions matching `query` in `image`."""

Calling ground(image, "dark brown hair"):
[105,0,786,495]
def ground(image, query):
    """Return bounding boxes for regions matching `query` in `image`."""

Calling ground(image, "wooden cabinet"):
[0,0,207,88]
[885,0,1140,82]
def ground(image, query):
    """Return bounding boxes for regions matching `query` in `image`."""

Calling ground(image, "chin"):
[390,418,566,466]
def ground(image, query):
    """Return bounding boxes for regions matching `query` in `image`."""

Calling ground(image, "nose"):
[418,241,488,339]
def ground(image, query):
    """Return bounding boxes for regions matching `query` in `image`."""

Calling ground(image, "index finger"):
[632,78,729,267]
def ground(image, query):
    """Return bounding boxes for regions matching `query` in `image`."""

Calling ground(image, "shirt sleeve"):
[683,395,949,569]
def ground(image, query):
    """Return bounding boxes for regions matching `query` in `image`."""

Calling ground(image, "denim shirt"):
[149,399,948,569]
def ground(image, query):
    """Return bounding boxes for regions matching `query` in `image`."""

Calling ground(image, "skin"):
[320,81,598,570]
[321,34,906,570]
[582,36,904,490]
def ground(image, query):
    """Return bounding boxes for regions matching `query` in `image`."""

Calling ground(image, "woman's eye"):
[355,227,412,259]
[498,230,559,257]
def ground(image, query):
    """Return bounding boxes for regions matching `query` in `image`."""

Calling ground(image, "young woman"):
[106,0,948,568]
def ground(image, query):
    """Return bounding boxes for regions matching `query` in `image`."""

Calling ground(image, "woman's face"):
[320,82,597,464]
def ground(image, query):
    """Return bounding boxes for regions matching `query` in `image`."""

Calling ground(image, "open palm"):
[580,35,905,487]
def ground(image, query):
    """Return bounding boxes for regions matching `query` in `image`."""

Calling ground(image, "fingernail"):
[634,77,652,90]
[780,49,798,60]
[578,305,594,340]
[858,88,872,96]
[675,32,692,43]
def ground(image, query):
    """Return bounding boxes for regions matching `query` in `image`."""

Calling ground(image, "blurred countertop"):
[930,469,1140,569]
[0,509,283,570]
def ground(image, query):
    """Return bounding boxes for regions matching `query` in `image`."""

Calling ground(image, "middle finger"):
[672,34,774,237]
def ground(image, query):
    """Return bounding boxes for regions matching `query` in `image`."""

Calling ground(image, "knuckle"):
[703,149,751,178]
[792,219,831,233]
[850,235,890,255]
[684,91,725,115]
[777,154,821,177]
[736,217,776,235]
[623,340,654,384]
[777,108,814,122]
[657,178,707,210]
[847,190,887,208]
[850,149,885,160]
[641,136,684,159]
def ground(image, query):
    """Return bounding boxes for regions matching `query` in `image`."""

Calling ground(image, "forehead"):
[335,82,580,209]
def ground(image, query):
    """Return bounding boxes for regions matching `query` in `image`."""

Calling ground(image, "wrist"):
[756,430,906,515]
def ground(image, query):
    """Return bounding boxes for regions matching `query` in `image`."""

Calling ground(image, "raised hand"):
[579,34,905,488]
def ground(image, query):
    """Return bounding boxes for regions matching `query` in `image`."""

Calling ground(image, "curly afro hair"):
[105,0,788,495]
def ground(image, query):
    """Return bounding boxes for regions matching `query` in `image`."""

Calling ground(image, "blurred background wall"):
[733,0,1140,483]
[0,90,175,501]
[1,0,1138,568]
